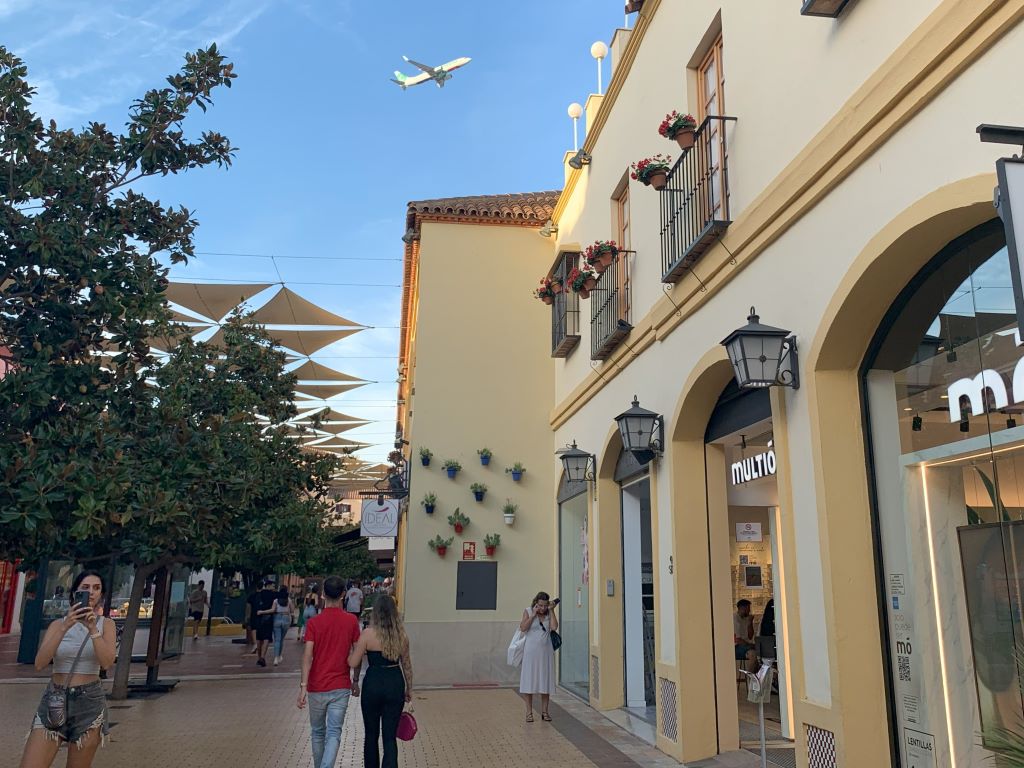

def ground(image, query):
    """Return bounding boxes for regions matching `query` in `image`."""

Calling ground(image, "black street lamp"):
[720,307,799,390]
[557,441,596,483]
[614,396,664,465]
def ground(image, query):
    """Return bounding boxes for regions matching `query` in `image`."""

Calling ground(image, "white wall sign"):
[903,728,936,768]
[736,522,763,542]
[368,537,395,551]
[731,442,777,485]
[360,498,399,537]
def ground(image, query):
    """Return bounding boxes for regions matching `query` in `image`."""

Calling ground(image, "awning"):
[287,360,367,384]
[164,283,273,322]
[250,287,361,327]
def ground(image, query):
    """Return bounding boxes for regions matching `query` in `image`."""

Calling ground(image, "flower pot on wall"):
[421,456,431,466]
[424,504,435,514]
[551,282,562,294]
[473,491,485,502]
[446,468,458,479]
[647,170,668,190]
[510,470,523,482]
[436,546,447,557]
[542,295,553,305]
[454,523,464,534]
[503,513,515,525]
[480,455,491,466]
[485,545,496,557]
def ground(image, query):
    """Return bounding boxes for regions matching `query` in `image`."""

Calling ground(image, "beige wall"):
[401,220,556,685]
[543,0,1024,764]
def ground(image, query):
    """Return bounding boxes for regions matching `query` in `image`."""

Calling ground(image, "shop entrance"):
[618,452,655,721]
[558,472,590,700]
[705,382,794,752]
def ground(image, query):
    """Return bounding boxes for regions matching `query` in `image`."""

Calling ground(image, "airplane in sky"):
[391,55,472,90]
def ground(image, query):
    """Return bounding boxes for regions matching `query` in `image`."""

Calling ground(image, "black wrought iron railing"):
[591,251,632,360]
[660,115,737,283]
[551,252,580,358]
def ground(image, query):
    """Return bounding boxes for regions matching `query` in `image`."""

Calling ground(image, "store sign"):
[360,498,399,537]
[368,537,394,551]
[731,442,777,486]
[736,522,763,542]
[945,328,1024,421]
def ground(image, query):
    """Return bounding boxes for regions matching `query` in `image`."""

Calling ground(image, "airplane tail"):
[391,72,407,90]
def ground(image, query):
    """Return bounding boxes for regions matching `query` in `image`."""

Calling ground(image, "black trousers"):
[360,667,405,768]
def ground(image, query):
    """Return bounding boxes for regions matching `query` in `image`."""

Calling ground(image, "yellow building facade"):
[397,2,1024,766]
[396,193,560,687]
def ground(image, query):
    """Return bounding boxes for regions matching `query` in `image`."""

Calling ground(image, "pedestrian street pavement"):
[0,674,766,768]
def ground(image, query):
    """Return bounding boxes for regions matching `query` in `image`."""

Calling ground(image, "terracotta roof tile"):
[407,190,560,224]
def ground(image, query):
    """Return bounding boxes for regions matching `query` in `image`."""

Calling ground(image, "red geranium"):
[658,110,697,139]
[630,154,672,182]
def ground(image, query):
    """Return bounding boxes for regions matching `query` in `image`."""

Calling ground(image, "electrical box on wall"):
[606,579,615,597]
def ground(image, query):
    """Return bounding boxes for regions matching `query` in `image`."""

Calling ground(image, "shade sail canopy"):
[307,421,364,435]
[148,325,211,351]
[250,287,360,327]
[268,328,362,356]
[165,282,272,322]
[288,360,367,384]
[292,407,367,423]
[293,380,366,399]
[171,307,212,323]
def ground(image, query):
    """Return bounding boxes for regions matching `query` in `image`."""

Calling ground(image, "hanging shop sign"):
[731,442,777,486]
[995,154,1024,331]
[360,498,399,537]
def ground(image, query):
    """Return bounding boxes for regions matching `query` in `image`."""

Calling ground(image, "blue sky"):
[2,0,621,462]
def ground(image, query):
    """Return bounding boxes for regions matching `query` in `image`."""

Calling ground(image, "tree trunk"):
[111,563,158,700]
[145,567,169,687]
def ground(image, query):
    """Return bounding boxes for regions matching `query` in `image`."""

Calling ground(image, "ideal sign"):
[731,441,777,486]
[360,498,399,537]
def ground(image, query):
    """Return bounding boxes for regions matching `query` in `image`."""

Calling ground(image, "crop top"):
[52,618,106,676]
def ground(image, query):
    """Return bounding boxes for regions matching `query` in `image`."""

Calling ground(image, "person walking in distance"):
[242,582,260,655]
[19,570,116,768]
[345,581,364,620]
[519,592,559,722]
[299,588,319,642]
[188,579,209,641]
[297,576,361,768]
[349,595,413,768]
[254,578,278,667]
[271,586,293,666]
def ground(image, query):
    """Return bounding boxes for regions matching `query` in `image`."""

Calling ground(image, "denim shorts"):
[32,680,109,747]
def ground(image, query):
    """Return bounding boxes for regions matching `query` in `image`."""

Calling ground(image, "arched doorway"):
[862,218,1023,767]
[558,471,590,700]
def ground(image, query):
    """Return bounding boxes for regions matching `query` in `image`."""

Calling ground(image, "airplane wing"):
[402,56,437,74]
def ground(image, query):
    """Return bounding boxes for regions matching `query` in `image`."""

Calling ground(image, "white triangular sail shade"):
[288,360,367,384]
[292,407,366,423]
[293,380,366,399]
[165,283,272,322]
[250,287,360,327]
[268,328,362,356]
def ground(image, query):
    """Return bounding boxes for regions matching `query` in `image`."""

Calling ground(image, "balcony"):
[551,252,581,358]
[660,115,737,283]
[591,251,633,360]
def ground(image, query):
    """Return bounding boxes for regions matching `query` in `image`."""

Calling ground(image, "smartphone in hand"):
[74,590,90,612]
[552,598,561,607]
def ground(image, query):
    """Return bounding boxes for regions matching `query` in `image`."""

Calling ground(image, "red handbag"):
[396,710,418,741]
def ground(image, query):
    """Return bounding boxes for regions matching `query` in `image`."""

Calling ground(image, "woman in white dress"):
[519,591,558,722]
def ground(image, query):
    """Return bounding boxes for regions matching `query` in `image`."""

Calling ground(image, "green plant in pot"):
[484,533,501,557]
[502,499,518,526]
[421,492,437,514]
[428,534,454,557]
[506,462,526,482]
[478,447,493,466]
[420,447,433,466]
[447,508,470,534]
[443,459,461,479]
[470,482,488,502]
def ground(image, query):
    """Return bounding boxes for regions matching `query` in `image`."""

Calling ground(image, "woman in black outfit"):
[349,595,413,768]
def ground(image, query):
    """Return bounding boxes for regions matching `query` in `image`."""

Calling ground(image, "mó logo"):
[947,329,1024,421]
[731,441,777,486]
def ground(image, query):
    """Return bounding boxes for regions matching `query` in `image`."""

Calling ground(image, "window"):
[697,35,727,220]
[551,251,581,358]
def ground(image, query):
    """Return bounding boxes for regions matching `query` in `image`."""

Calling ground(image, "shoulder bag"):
[549,628,563,652]
[43,627,92,730]
[395,656,418,741]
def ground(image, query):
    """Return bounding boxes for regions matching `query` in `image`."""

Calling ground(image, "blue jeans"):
[272,614,290,658]
[308,688,351,768]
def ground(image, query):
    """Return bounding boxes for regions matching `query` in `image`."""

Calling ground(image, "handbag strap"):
[397,654,414,713]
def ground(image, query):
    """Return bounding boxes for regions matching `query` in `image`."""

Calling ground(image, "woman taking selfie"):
[519,591,558,723]
[349,596,413,768]
[20,570,116,768]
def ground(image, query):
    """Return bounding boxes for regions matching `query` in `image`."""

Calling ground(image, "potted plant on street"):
[447,508,470,534]
[443,459,461,479]
[420,447,433,467]
[567,265,599,299]
[631,154,672,190]
[502,500,518,526]
[421,492,437,514]
[470,482,488,502]
[478,447,493,466]
[484,533,501,557]
[659,110,697,149]
[584,240,619,273]
[506,463,526,482]
[428,534,454,557]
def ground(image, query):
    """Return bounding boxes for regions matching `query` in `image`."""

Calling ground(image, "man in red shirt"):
[296,575,361,768]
